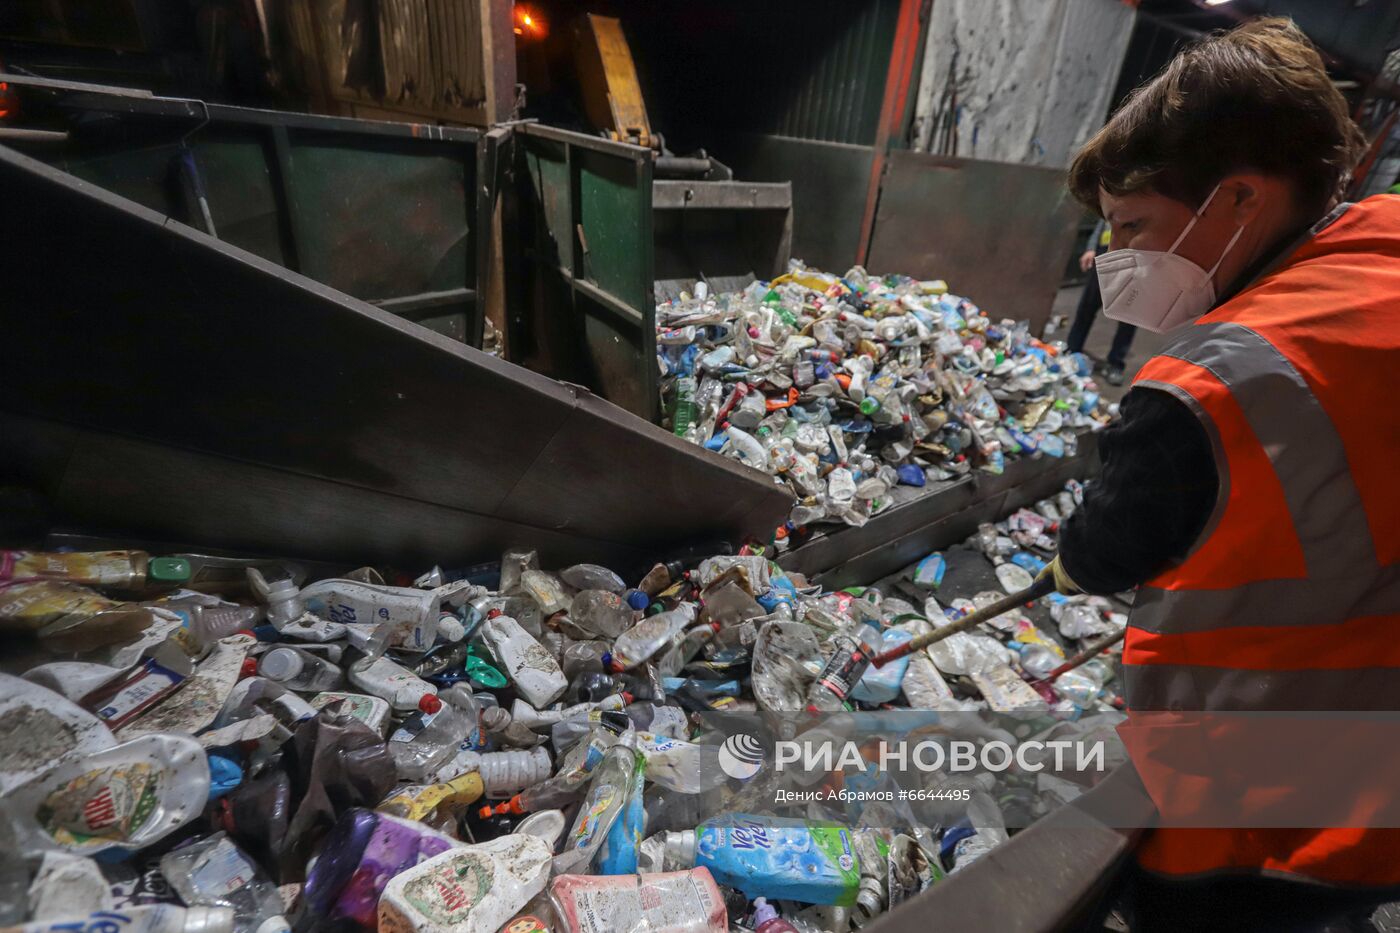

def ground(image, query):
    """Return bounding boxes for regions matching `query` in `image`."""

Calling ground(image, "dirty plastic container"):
[379,834,553,933]
[549,869,727,933]
[3,733,210,857]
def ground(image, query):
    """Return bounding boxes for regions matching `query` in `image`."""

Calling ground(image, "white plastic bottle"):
[379,834,552,933]
[633,733,728,794]
[257,646,342,693]
[348,656,440,714]
[389,686,479,781]
[248,568,439,649]
[6,906,234,933]
[480,615,567,707]
[216,677,317,731]
[433,746,553,797]
[509,694,627,732]
[308,692,392,735]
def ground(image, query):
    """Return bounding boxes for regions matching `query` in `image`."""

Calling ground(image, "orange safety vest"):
[1122,196,1400,885]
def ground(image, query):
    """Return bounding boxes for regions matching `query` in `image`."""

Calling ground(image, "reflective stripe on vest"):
[1118,198,1400,887]
[1124,321,1395,712]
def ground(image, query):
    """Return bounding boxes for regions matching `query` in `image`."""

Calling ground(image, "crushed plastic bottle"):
[0,474,1128,933]
[656,263,1110,536]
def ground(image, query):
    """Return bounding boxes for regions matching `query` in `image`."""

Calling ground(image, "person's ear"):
[1220,174,1267,226]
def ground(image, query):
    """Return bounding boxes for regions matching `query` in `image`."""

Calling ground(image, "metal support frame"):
[856,0,926,266]
[0,141,793,575]
[510,122,659,421]
[5,75,486,345]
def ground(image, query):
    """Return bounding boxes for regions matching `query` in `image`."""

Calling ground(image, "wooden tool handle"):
[870,573,1057,667]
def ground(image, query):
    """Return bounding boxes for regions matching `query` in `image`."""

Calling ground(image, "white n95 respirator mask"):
[1095,183,1245,334]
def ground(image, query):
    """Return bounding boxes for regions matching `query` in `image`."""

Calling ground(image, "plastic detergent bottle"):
[377,771,485,827]
[308,692,391,735]
[348,655,440,714]
[4,733,211,858]
[0,675,115,796]
[257,646,342,693]
[300,809,459,930]
[664,815,885,906]
[633,733,727,794]
[248,568,439,648]
[480,615,567,707]
[378,834,553,933]
[6,906,235,933]
[1,549,190,591]
[751,899,800,933]
[850,628,912,705]
[388,685,479,781]
[159,833,289,933]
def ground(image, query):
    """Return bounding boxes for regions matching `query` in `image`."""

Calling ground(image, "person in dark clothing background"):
[1065,217,1137,386]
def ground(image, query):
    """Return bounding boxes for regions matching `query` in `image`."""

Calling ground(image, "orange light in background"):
[513,4,547,40]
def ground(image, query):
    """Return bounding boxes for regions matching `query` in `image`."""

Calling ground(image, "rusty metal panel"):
[867,150,1081,332]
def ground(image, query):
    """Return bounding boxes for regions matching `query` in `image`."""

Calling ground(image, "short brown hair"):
[1069,17,1366,219]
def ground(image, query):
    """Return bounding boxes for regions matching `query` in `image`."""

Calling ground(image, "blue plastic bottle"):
[672,814,882,905]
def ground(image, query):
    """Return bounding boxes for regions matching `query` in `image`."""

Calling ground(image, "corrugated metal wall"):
[620,0,900,149]
[731,0,901,145]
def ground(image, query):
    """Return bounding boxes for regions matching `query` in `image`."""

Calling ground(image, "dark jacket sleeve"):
[1058,386,1220,595]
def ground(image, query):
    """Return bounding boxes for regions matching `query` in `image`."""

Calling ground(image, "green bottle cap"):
[148,557,191,585]
[464,648,507,689]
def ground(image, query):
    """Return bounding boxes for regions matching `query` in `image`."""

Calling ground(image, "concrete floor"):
[1046,284,1168,406]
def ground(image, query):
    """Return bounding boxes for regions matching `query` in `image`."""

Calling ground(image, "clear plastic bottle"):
[479,705,545,749]
[805,621,882,711]
[559,564,626,594]
[159,832,289,933]
[553,735,642,874]
[566,590,634,640]
[655,622,721,678]
[480,728,616,818]
[257,646,342,693]
[605,606,697,672]
[389,685,479,781]
[498,548,539,595]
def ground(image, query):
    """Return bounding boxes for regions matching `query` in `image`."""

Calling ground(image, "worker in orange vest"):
[1043,17,1400,931]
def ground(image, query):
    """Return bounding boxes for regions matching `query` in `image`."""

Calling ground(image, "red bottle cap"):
[418,694,443,714]
[239,657,259,679]
[486,608,503,619]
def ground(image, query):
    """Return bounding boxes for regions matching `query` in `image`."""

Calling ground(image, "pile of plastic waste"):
[656,263,1112,538]
[0,487,1124,933]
